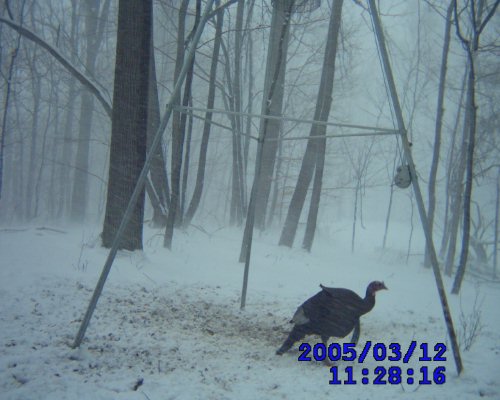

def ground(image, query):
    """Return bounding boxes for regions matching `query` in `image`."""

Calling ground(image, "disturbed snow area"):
[0,224,499,400]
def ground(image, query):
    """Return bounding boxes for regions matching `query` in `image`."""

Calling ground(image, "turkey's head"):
[367,281,388,296]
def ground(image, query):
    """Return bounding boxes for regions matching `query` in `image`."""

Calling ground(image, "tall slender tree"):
[70,0,111,222]
[183,3,224,227]
[451,0,500,294]
[164,0,196,249]
[146,29,170,227]
[280,0,344,249]
[253,0,293,230]
[425,1,454,267]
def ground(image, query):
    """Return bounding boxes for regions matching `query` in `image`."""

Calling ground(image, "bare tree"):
[58,0,79,218]
[451,0,499,294]
[239,0,296,262]
[0,1,25,202]
[183,3,224,227]
[425,1,454,267]
[164,0,201,249]
[24,26,41,220]
[440,68,467,260]
[444,89,470,276]
[70,0,111,222]
[279,0,343,249]
[344,139,374,253]
[253,0,294,230]
[146,35,170,228]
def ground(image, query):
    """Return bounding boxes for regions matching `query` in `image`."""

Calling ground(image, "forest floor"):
[0,223,499,399]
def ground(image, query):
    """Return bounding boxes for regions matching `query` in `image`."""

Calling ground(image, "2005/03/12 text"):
[297,341,447,385]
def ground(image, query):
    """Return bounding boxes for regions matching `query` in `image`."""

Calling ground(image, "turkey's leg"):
[350,320,360,345]
[276,325,306,355]
[321,336,333,366]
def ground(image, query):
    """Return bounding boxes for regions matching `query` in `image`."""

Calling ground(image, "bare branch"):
[453,0,471,50]
[207,0,239,19]
[0,16,112,117]
[478,0,500,35]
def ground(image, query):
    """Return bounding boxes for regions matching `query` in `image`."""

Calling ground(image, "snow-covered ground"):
[1,223,499,399]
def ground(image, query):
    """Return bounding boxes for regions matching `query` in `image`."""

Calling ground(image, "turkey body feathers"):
[276,281,387,355]
[293,286,372,338]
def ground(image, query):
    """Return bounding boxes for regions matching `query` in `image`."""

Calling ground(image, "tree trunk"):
[0,11,22,202]
[279,0,343,248]
[25,63,41,220]
[425,1,453,267]
[58,79,77,218]
[450,0,498,294]
[267,132,283,227]
[440,69,467,259]
[243,1,255,176]
[34,79,56,218]
[70,91,94,221]
[444,81,470,276]
[183,6,224,227]
[48,66,61,219]
[253,0,293,230]
[147,32,169,227]
[56,0,79,219]
[164,0,192,249]
[302,130,327,252]
[239,0,293,262]
[452,53,477,293]
[181,96,194,218]
[178,0,200,224]
[102,0,151,250]
[494,168,499,278]
[229,0,246,226]
[70,0,111,222]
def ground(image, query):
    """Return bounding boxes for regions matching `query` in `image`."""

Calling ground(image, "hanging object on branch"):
[394,164,412,189]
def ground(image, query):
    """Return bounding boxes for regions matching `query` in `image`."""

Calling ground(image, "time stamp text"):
[297,341,447,385]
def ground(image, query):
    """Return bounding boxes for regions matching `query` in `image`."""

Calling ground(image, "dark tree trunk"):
[178,0,200,223]
[253,0,292,230]
[164,0,200,249]
[229,0,246,226]
[243,1,255,176]
[102,0,151,250]
[450,0,499,294]
[147,33,169,227]
[302,132,327,251]
[452,52,477,293]
[164,0,189,249]
[181,96,194,218]
[183,5,224,227]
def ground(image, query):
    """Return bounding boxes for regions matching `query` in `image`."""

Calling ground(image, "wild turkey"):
[276,281,387,355]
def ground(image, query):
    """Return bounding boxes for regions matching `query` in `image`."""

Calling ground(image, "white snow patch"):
[0,224,499,399]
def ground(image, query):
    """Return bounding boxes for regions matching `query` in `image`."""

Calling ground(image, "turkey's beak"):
[381,282,388,290]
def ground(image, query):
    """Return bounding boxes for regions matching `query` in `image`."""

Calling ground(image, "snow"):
[1,224,499,399]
